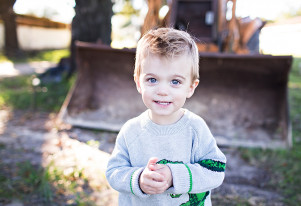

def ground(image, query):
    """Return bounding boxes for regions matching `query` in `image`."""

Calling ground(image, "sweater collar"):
[140,109,191,136]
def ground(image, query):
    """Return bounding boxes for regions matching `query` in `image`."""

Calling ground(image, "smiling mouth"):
[154,101,171,105]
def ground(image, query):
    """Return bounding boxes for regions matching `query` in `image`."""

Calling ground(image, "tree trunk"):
[72,0,113,44]
[69,0,113,76]
[0,0,20,57]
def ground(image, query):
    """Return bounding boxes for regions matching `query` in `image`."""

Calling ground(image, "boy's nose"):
[156,84,169,96]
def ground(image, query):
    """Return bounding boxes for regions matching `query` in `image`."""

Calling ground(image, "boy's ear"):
[187,79,199,98]
[134,75,142,94]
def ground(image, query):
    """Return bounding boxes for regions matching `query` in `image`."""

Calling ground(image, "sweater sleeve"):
[105,129,150,198]
[166,119,226,195]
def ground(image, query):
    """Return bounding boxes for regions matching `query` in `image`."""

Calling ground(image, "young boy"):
[106,28,226,206]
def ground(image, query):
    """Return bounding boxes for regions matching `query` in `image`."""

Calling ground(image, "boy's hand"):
[152,163,173,189]
[139,157,172,194]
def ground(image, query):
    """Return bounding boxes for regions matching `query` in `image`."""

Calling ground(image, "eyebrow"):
[144,73,157,77]
[173,74,186,80]
[144,73,186,80]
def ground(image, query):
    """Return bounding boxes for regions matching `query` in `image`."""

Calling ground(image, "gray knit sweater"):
[106,109,226,206]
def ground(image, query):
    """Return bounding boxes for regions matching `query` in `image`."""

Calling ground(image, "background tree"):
[69,0,113,76]
[0,0,20,57]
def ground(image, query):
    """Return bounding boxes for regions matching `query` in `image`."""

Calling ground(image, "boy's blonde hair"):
[134,28,199,82]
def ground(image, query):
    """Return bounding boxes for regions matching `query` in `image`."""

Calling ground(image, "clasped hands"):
[139,157,173,195]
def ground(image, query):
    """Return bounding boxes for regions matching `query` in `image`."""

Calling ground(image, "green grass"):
[0,161,96,205]
[0,74,74,112]
[0,161,53,202]
[46,162,97,206]
[0,49,70,63]
[0,49,73,112]
[239,57,301,205]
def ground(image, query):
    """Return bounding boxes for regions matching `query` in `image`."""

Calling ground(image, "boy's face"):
[135,54,199,125]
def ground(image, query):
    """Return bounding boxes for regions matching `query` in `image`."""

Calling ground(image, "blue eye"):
[148,78,157,83]
[171,79,180,85]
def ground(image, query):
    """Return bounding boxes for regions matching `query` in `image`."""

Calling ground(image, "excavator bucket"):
[59,41,292,149]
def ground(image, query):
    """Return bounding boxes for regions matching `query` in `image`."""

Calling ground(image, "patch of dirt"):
[0,109,117,206]
[0,108,284,206]
[214,147,284,206]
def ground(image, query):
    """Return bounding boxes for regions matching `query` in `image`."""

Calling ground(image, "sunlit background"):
[13,0,301,22]
[10,0,301,55]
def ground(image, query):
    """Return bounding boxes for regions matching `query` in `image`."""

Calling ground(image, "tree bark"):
[69,0,113,76]
[72,0,113,44]
[0,0,20,57]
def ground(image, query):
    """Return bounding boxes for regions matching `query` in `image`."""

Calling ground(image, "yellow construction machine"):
[59,0,292,148]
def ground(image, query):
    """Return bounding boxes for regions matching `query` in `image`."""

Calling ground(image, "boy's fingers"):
[143,170,165,182]
[141,174,166,189]
[147,157,159,171]
[150,171,165,182]
[147,178,167,188]
[142,185,166,195]
[140,171,170,194]
[152,163,166,171]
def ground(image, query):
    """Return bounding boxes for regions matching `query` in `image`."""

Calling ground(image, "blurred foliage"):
[114,0,140,29]
[239,57,301,206]
[114,0,139,16]
[278,7,301,19]
[0,51,10,62]
[118,0,139,16]
[86,140,101,149]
